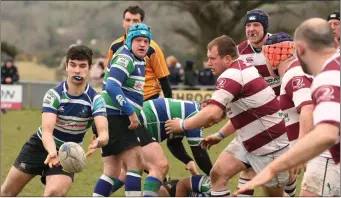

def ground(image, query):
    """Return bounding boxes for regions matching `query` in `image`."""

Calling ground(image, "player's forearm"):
[298,104,314,139]
[184,105,223,130]
[269,123,339,174]
[42,113,57,154]
[106,79,135,115]
[94,116,109,147]
[42,132,57,154]
[159,76,172,98]
[219,120,235,137]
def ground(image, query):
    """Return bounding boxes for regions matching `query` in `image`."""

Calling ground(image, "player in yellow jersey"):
[105,5,172,101]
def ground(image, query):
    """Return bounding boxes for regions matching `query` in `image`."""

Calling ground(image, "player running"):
[235,18,340,197]
[166,35,290,196]
[1,45,109,196]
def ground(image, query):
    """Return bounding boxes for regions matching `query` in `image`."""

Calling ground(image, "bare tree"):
[159,1,309,60]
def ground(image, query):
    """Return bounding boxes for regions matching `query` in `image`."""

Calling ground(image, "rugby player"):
[234,18,340,197]
[236,9,299,196]
[327,11,340,48]
[107,98,218,196]
[92,23,152,197]
[105,5,172,101]
[165,35,290,196]
[1,45,109,196]
[262,32,328,196]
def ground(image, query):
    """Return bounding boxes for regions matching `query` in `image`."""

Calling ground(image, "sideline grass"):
[1,109,303,196]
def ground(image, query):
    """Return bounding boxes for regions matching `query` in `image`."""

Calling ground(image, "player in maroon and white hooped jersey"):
[165,35,289,197]
[238,9,281,97]
[234,18,340,197]
[262,32,337,197]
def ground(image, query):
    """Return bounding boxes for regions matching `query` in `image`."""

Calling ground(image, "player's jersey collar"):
[63,81,89,99]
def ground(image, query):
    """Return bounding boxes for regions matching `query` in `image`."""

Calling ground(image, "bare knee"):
[44,186,68,196]
[210,166,222,183]
[156,159,169,177]
[122,147,144,172]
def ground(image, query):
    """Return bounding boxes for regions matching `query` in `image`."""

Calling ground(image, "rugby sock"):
[211,189,230,197]
[110,177,124,194]
[143,176,162,197]
[125,170,142,196]
[237,177,254,196]
[93,174,114,196]
[284,178,297,197]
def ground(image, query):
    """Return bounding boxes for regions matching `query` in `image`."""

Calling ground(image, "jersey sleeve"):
[312,84,340,127]
[92,94,107,117]
[284,75,313,113]
[149,41,170,79]
[209,72,242,110]
[42,89,60,114]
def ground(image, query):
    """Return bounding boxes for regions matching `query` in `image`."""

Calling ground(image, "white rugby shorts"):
[301,155,340,196]
[224,137,289,188]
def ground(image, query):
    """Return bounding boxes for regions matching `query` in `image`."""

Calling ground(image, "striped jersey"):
[238,37,281,96]
[38,81,106,147]
[209,59,289,156]
[139,98,202,146]
[102,45,145,116]
[105,35,170,100]
[311,52,340,164]
[279,59,313,144]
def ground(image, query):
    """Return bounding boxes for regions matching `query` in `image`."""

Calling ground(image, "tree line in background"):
[1,1,339,68]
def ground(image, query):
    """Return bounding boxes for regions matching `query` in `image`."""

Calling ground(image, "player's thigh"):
[301,156,340,196]
[142,142,168,170]
[119,145,144,171]
[1,166,35,196]
[102,155,122,177]
[44,174,73,196]
[247,147,289,189]
[212,147,247,180]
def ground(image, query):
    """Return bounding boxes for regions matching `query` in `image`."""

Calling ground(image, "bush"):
[1,41,18,58]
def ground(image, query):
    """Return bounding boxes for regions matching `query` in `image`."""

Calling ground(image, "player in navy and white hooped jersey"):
[1,45,109,196]
[234,18,340,197]
[165,35,289,197]
[238,9,281,97]
[37,81,106,146]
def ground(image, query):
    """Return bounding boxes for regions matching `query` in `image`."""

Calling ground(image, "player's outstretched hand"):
[200,133,223,150]
[85,135,98,158]
[44,151,60,168]
[165,118,183,134]
[128,112,139,130]
[186,161,199,175]
[292,162,306,175]
[232,166,276,196]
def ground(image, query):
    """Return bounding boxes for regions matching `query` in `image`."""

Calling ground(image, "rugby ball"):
[58,142,86,173]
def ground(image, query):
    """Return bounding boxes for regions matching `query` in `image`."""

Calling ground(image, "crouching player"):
[1,45,109,196]
[107,98,219,196]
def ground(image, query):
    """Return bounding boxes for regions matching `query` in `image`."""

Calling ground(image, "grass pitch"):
[1,109,303,196]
